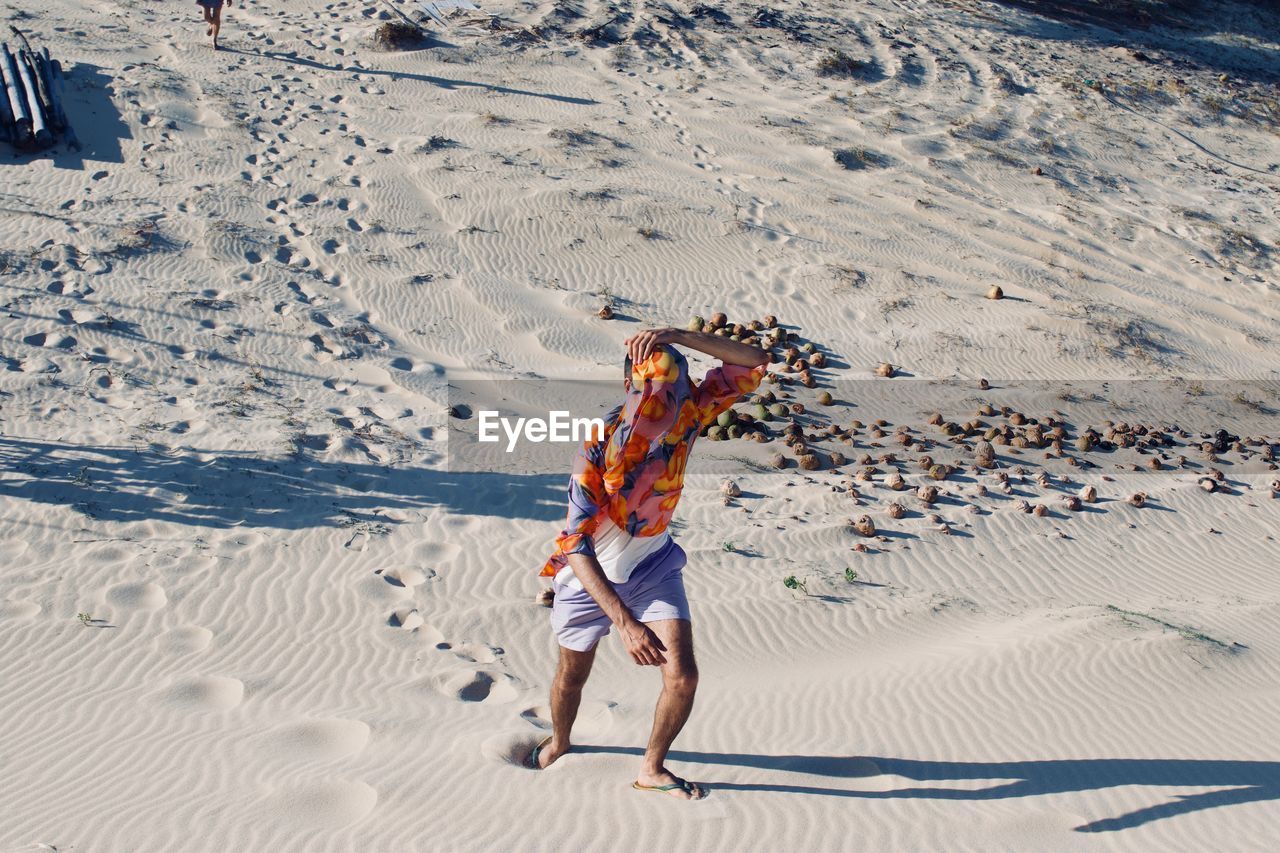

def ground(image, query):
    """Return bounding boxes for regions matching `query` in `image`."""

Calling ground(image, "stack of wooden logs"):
[1,30,76,152]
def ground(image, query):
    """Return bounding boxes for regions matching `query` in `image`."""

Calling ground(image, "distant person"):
[529,328,768,800]
[196,0,232,50]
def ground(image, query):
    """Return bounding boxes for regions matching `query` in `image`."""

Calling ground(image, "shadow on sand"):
[1,62,129,168]
[580,746,1279,832]
[222,46,599,106]
[0,435,566,529]
[968,0,1280,85]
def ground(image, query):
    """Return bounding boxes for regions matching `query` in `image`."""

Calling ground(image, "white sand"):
[2,0,1279,850]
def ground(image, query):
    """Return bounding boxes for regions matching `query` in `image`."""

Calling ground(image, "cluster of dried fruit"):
[831,415,1276,542]
[686,312,780,344]
[697,315,842,445]
[916,406,1276,475]
[698,328,1277,547]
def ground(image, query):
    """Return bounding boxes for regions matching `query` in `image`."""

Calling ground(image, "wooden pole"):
[40,47,66,132]
[10,27,52,121]
[378,0,423,31]
[13,44,50,147]
[20,50,54,129]
[50,57,77,150]
[0,55,12,142]
[0,43,32,148]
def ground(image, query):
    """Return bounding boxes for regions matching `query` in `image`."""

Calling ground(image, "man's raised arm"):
[625,328,771,368]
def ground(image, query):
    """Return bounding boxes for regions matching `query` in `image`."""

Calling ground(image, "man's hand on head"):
[626,327,770,370]
[625,328,681,365]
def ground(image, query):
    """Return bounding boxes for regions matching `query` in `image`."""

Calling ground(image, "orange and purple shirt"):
[540,345,765,577]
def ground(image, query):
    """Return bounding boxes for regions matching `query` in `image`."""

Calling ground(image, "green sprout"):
[722,541,735,552]
[844,568,858,584]
[783,575,807,594]
[77,612,93,626]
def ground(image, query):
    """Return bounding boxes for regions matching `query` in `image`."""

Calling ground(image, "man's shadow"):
[575,747,1280,833]
[220,46,598,106]
[0,435,566,529]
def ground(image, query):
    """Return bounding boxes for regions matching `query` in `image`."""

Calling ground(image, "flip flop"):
[632,778,706,800]
[526,736,553,770]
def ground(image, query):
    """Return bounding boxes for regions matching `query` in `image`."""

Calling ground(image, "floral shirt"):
[540,345,765,577]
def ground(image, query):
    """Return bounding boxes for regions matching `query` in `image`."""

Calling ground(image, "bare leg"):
[202,7,213,36]
[538,644,596,768]
[211,8,222,48]
[635,619,704,799]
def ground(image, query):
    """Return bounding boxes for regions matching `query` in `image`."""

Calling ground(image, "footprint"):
[385,608,449,646]
[261,717,370,761]
[157,675,244,711]
[105,581,167,611]
[480,731,553,769]
[412,540,460,564]
[323,377,352,393]
[308,333,341,359]
[288,281,317,303]
[154,625,213,655]
[378,566,434,588]
[59,308,104,326]
[519,700,616,735]
[294,433,333,451]
[359,404,405,420]
[446,643,501,664]
[434,669,519,704]
[388,607,424,630]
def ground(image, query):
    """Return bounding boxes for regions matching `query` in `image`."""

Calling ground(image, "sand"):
[2,0,1279,850]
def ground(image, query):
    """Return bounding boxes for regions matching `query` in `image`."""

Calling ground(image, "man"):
[195,0,232,51]
[531,327,769,800]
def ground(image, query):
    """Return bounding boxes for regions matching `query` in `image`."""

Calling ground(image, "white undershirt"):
[554,516,671,590]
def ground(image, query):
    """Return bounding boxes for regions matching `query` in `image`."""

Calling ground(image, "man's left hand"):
[625,328,681,365]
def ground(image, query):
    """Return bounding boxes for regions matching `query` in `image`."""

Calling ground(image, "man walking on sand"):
[530,327,768,800]
[195,0,232,50]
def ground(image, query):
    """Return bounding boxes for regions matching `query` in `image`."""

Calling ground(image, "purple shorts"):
[550,539,690,652]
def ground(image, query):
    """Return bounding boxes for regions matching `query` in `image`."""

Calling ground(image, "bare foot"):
[207,27,213,35]
[634,767,706,800]
[536,737,569,769]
